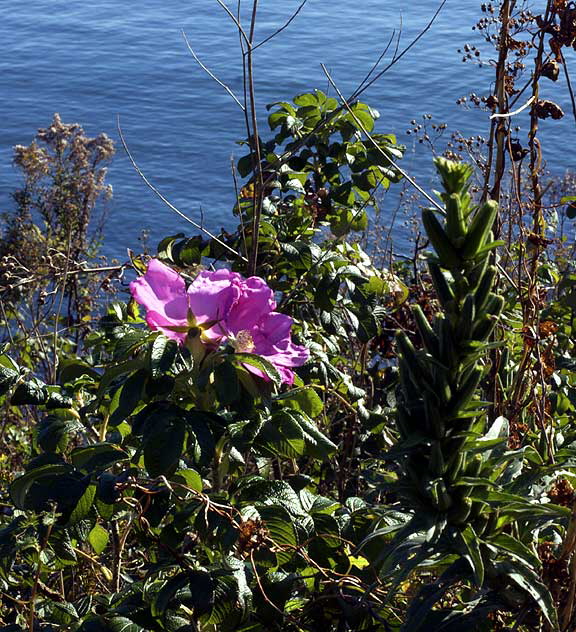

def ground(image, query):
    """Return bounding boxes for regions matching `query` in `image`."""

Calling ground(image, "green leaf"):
[276,387,324,417]
[88,524,109,554]
[292,411,337,459]
[257,409,336,460]
[45,391,73,409]
[185,410,218,466]
[58,359,100,384]
[332,182,355,206]
[285,178,306,194]
[11,377,48,405]
[51,529,78,564]
[406,602,501,631]
[254,571,298,623]
[237,154,254,178]
[173,468,203,492]
[215,360,241,405]
[458,525,484,585]
[0,366,19,395]
[238,479,308,533]
[294,92,318,107]
[268,110,288,130]
[233,353,282,388]
[150,335,178,378]
[257,413,306,459]
[349,104,375,132]
[157,233,185,258]
[204,574,239,626]
[108,369,147,426]
[87,357,145,413]
[172,236,204,266]
[404,559,470,631]
[489,533,541,570]
[37,416,83,453]
[68,483,96,525]
[258,505,298,564]
[143,411,186,477]
[499,560,558,629]
[49,600,79,624]
[107,617,145,632]
[151,572,191,617]
[10,463,73,509]
[71,443,128,473]
[187,570,216,616]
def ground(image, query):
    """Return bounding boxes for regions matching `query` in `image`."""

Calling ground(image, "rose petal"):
[248,312,309,384]
[187,269,241,330]
[253,312,293,346]
[145,310,188,344]
[252,312,309,366]
[242,363,296,386]
[226,275,276,333]
[130,259,188,322]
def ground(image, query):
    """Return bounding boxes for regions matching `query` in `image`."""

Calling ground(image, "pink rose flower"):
[246,312,310,385]
[129,259,308,384]
[129,259,190,343]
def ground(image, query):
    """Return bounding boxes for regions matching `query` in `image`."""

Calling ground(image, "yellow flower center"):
[232,330,255,353]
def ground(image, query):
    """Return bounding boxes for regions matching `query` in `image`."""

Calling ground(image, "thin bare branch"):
[230,156,249,261]
[320,64,445,213]
[252,0,308,52]
[354,29,397,96]
[1,265,127,293]
[181,30,245,111]
[246,0,265,275]
[215,0,251,48]
[117,117,247,262]
[350,0,447,102]
[237,0,246,56]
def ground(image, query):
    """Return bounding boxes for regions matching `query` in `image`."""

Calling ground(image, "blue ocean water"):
[1,1,574,259]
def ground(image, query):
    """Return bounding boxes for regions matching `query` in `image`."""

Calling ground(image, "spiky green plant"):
[395,157,503,528]
[378,158,565,630]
